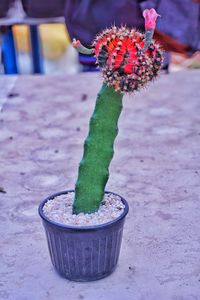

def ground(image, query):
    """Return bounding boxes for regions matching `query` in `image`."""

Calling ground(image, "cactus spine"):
[73,84,123,214]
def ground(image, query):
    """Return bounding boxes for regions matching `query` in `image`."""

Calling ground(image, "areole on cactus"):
[73,9,163,214]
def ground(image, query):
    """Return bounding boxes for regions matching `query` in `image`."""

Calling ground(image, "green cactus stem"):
[73,84,123,214]
[143,29,154,52]
[72,8,163,214]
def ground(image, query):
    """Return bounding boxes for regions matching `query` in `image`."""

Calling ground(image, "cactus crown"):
[92,26,162,93]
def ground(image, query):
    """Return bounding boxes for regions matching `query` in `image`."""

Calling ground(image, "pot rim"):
[38,190,129,231]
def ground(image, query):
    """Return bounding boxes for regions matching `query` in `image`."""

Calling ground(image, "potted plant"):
[21,0,65,18]
[38,8,163,282]
[0,0,13,18]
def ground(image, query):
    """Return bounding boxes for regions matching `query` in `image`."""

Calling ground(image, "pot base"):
[56,264,117,282]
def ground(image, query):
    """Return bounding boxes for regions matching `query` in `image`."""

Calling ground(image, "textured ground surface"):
[0,70,200,300]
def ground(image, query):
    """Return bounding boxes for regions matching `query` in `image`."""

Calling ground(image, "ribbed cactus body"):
[73,84,123,214]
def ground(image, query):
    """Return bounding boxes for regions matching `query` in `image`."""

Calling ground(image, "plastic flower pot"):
[38,190,129,282]
[0,0,13,18]
[21,0,65,18]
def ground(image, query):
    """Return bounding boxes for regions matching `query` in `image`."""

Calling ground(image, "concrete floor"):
[0,70,200,300]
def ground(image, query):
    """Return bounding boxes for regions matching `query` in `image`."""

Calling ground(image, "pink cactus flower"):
[72,38,81,49]
[143,8,160,30]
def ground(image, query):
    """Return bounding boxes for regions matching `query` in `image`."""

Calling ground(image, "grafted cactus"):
[73,9,163,214]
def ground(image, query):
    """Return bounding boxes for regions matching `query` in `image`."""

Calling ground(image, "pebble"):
[43,192,125,226]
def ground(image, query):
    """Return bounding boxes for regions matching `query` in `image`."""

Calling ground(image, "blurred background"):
[0,0,200,75]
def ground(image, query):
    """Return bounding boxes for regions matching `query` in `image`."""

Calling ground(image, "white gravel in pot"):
[43,192,125,226]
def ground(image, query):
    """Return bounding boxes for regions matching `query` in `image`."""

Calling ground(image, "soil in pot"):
[21,0,65,18]
[39,190,129,282]
[43,191,125,226]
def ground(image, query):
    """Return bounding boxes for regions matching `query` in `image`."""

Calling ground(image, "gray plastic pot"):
[38,190,129,282]
[21,0,65,18]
